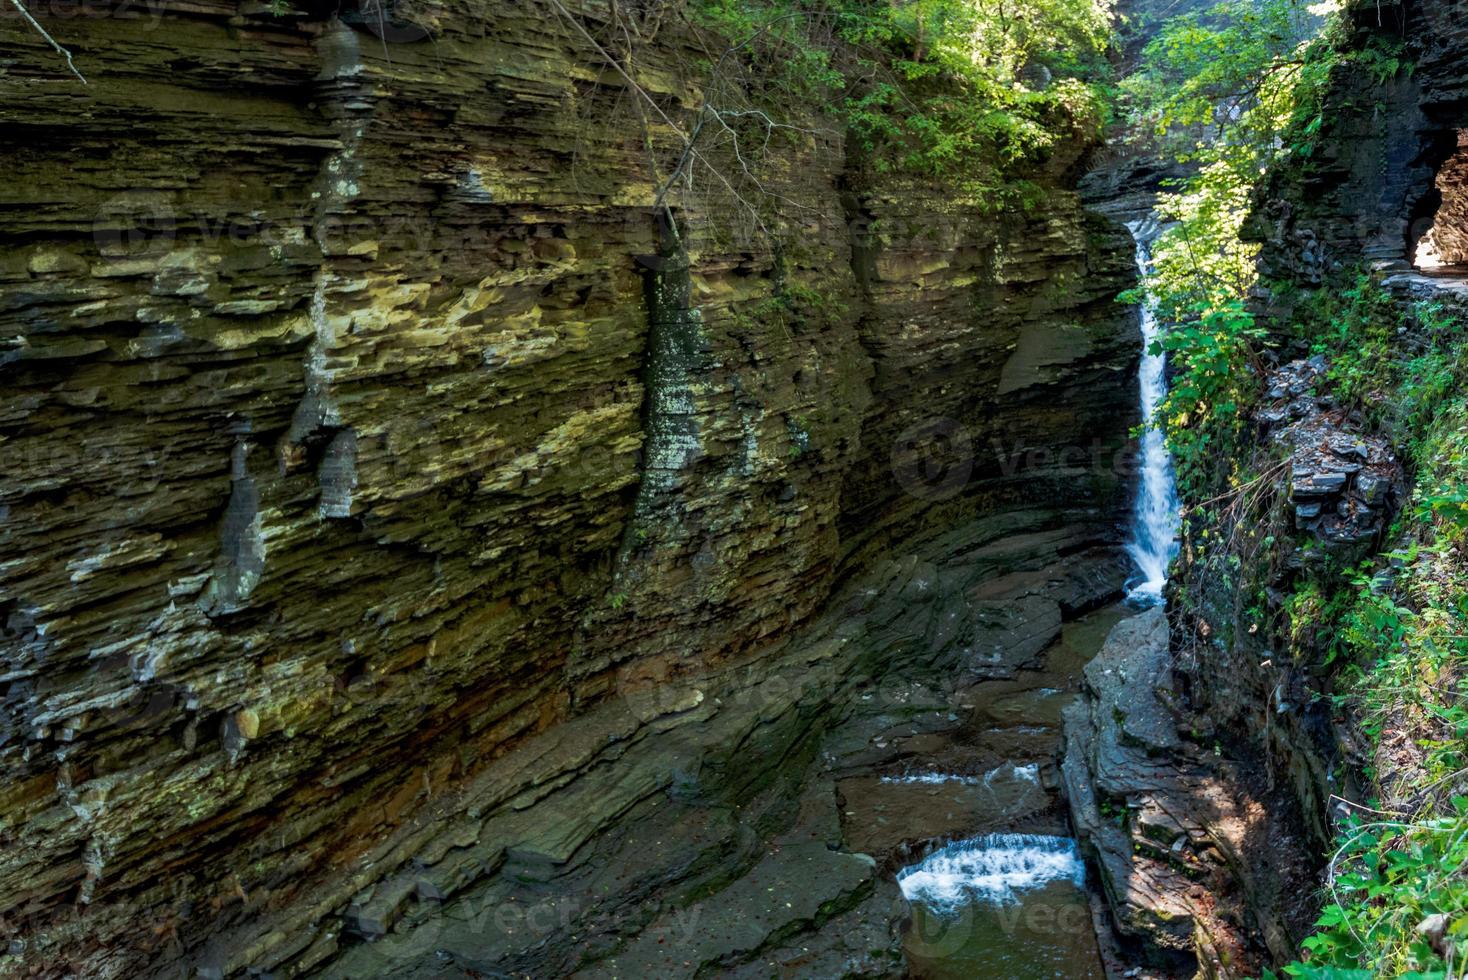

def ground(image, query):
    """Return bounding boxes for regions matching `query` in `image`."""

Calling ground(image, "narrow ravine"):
[890,228,1186,975]
[12,0,1468,973]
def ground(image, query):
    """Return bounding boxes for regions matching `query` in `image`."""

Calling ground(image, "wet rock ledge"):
[1062,609,1316,979]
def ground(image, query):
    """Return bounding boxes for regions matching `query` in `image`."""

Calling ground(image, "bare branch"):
[9,0,86,84]
[550,0,831,240]
[545,0,686,137]
[704,108,822,214]
[711,108,826,138]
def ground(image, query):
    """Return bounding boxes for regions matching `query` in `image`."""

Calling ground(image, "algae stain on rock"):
[636,219,709,499]
[318,428,359,519]
[201,439,267,615]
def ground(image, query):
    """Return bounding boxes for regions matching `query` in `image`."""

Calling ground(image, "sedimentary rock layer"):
[1064,610,1314,979]
[1252,0,1468,277]
[0,2,1137,974]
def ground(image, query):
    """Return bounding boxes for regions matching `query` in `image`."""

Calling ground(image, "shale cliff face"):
[0,2,1137,976]
[1253,0,1468,279]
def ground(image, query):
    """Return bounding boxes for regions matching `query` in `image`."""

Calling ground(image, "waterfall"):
[1124,221,1181,606]
[897,834,1086,913]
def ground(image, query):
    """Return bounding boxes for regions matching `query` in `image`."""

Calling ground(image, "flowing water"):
[1123,220,1181,606]
[900,837,1102,980]
[898,834,1086,909]
[891,239,1184,974]
[884,607,1126,979]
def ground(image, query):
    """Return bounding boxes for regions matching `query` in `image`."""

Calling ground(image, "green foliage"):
[1134,154,1267,500]
[1129,5,1462,970]
[1120,0,1343,498]
[1293,276,1468,436]
[1286,809,1468,978]
[690,0,1113,199]
[1285,571,1363,668]
[1292,273,1401,415]
[728,276,849,337]
[1274,291,1468,977]
[1150,299,1267,497]
[1123,0,1325,150]
[1123,0,1405,163]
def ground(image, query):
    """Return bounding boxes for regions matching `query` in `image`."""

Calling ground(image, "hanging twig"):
[546,0,792,237]
[545,0,687,137]
[9,0,86,84]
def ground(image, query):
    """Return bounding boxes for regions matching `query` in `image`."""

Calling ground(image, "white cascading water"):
[879,762,1040,788]
[1124,220,1181,606]
[896,834,1086,914]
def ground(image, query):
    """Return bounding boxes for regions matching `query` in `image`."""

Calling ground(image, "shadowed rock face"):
[1251,0,1468,279]
[1062,610,1316,979]
[0,2,1138,975]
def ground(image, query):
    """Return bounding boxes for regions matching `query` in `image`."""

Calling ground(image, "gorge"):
[2,0,1468,977]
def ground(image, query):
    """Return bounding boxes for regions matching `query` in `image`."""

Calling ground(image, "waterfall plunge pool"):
[871,604,1128,979]
[900,835,1102,980]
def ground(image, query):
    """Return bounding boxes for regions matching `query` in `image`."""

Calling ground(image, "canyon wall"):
[1209,0,1468,837]
[0,1,1138,975]
[1097,0,1468,973]
[1252,0,1468,278]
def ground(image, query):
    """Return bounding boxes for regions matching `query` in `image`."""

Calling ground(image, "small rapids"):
[889,607,1125,978]
[881,772,984,786]
[896,834,1086,913]
[1124,220,1182,606]
[879,762,1040,788]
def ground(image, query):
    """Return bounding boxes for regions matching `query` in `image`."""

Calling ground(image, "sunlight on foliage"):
[1119,0,1343,500]
[691,0,1114,202]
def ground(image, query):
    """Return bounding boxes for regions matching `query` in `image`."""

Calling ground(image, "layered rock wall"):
[1252,0,1468,278]
[0,2,1137,975]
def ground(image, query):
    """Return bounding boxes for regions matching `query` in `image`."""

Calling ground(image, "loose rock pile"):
[1257,357,1404,549]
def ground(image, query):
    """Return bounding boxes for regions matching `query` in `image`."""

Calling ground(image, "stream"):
[299,223,1186,980]
[857,605,1127,978]
[888,222,1182,977]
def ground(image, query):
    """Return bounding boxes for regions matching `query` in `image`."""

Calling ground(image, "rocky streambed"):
[222,506,1122,980]
[890,605,1127,980]
[306,540,1139,979]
